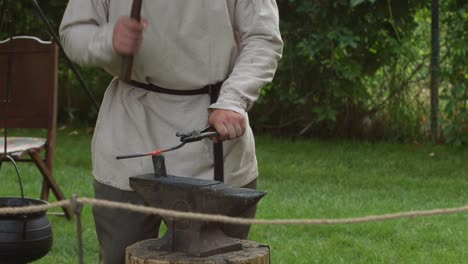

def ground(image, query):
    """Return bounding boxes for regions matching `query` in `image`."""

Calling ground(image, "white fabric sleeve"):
[59,0,120,74]
[209,0,283,114]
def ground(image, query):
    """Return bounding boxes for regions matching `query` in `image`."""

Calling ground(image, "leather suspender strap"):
[209,85,224,182]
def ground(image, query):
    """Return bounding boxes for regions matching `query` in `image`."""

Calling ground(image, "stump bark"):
[126,239,270,264]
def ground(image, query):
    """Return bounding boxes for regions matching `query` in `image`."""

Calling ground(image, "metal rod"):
[116,142,186,160]
[2,1,14,159]
[116,153,152,160]
[30,0,100,111]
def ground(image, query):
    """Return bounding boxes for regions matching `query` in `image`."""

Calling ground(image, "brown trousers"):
[93,179,257,264]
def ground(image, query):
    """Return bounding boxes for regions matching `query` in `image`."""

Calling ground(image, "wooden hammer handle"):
[119,0,143,82]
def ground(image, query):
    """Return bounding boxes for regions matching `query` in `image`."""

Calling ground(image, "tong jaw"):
[176,126,218,143]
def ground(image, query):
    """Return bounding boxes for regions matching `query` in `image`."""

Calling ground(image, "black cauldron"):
[0,197,53,264]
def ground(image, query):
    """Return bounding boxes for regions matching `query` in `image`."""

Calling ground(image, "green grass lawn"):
[1,129,467,263]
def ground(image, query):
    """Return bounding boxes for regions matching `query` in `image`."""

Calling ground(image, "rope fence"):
[1,196,467,225]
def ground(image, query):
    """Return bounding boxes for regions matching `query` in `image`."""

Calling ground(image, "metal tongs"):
[116,126,219,160]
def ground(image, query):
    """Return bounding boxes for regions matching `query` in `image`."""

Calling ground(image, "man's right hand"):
[113,17,148,56]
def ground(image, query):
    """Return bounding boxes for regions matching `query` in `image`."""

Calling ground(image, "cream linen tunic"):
[60,0,283,191]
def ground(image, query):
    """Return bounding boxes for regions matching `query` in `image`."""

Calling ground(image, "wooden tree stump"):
[126,239,270,264]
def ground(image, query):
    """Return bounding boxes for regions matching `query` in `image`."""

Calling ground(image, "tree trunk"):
[430,0,441,141]
[126,239,270,264]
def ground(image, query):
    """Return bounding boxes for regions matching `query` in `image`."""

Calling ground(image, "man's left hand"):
[209,109,246,142]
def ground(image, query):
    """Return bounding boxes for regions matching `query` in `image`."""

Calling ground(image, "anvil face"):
[129,155,266,257]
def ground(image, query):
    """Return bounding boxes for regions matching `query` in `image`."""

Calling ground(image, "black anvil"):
[129,155,266,257]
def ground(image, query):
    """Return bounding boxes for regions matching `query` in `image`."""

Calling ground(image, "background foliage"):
[254,0,466,145]
[1,0,466,144]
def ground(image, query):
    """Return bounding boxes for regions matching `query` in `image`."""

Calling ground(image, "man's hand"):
[209,109,246,142]
[113,17,148,56]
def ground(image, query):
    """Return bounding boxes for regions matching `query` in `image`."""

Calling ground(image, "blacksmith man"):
[60,1,282,263]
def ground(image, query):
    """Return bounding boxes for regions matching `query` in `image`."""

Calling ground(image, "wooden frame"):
[0,36,71,219]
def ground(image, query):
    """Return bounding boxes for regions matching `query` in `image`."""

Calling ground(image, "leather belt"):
[129,80,222,96]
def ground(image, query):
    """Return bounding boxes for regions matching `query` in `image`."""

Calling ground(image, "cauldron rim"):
[0,197,48,219]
